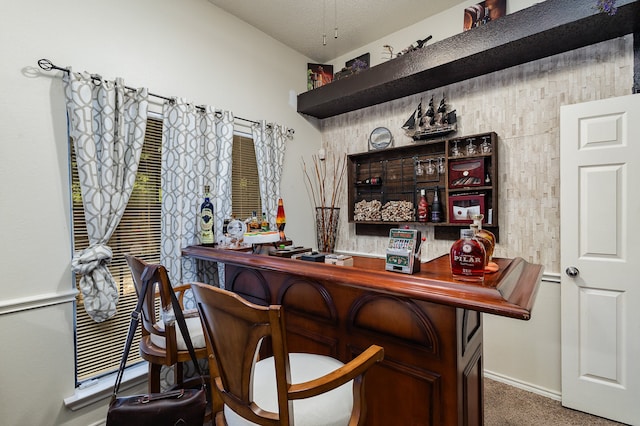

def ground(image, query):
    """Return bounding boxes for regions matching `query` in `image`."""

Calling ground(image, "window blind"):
[73,122,262,383]
[232,135,262,220]
[73,117,163,382]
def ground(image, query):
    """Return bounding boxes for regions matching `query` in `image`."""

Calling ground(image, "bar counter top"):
[182,246,543,320]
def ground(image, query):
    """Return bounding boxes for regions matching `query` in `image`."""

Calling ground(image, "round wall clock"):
[369,127,393,150]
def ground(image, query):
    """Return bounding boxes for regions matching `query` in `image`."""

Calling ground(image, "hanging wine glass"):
[480,135,492,154]
[426,158,436,176]
[451,140,461,157]
[466,138,477,156]
[415,159,424,176]
[438,157,445,175]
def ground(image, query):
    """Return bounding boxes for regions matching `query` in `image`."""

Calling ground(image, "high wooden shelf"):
[348,132,498,240]
[297,0,640,119]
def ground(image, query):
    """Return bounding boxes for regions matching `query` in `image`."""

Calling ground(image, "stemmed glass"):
[451,140,462,157]
[480,136,492,154]
[466,138,477,156]
[426,158,436,176]
[415,159,424,176]
[438,157,445,175]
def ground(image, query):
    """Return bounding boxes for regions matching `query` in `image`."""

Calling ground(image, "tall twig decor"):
[303,153,347,252]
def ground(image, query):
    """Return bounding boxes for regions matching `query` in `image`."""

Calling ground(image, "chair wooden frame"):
[124,254,210,393]
[191,282,384,426]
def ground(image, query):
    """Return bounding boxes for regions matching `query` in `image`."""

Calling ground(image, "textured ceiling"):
[208,0,459,63]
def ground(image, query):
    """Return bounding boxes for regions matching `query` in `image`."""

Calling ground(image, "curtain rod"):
[37,58,264,127]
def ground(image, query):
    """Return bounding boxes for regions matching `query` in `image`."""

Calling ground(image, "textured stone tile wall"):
[319,36,633,274]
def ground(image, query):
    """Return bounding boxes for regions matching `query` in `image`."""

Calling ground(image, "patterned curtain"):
[252,121,290,227]
[161,99,233,287]
[64,70,149,323]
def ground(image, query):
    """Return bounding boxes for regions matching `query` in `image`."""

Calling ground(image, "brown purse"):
[106,264,207,426]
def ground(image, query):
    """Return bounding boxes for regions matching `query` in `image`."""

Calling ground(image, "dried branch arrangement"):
[302,153,347,252]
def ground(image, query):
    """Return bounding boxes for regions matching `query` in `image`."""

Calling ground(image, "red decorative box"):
[449,159,484,188]
[448,194,485,223]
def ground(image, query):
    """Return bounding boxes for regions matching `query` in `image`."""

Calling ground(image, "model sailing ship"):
[402,95,457,141]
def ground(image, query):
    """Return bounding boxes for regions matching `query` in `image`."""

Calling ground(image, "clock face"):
[369,127,393,150]
[227,219,246,239]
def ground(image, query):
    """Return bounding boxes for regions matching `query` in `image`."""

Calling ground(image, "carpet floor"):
[484,379,628,425]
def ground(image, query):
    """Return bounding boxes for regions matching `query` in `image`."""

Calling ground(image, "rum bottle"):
[470,214,497,272]
[200,185,214,246]
[417,189,429,222]
[450,229,485,282]
[276,198,286,240]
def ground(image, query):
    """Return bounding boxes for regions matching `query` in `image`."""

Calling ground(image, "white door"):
[560,93,640,425]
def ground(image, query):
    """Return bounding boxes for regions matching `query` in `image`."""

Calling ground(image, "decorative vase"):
[315,207,340,253]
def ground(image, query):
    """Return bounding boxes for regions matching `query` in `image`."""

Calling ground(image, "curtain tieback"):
[72,244,114,276]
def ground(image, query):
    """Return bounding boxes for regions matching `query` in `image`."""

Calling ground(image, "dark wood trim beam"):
[297,0,640,119]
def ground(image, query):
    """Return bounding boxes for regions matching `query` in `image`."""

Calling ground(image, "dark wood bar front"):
[182,246,543,425]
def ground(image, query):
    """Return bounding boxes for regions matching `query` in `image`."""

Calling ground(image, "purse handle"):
[111,264,206,402]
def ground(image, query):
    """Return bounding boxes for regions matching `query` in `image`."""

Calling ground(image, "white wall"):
[0,0,320,424]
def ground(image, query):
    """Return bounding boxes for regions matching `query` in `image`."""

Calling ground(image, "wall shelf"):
[297,0,640,119]
[348,132,498,240]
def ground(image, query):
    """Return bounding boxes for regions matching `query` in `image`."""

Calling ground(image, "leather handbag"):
[106,265,208,426]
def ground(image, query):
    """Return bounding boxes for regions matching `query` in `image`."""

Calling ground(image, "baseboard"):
[484,370,561,401]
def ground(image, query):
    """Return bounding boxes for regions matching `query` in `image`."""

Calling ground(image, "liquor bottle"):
[450,229,486,282]
[200,185,214,246]
[249,210,260,230]
[470,214,497,272]
[417,189,429,222]
[431,186,442,223]
[356,176,382,185]
[261,211,270,231]
[276,198,286,240]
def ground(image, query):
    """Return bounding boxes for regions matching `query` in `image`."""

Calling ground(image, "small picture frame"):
[307,63,333,90]
[345,53,370,71]
[335,53,370,81]
[463,0,506,31]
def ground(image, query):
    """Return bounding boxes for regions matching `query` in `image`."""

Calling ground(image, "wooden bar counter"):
[182,246,543,426]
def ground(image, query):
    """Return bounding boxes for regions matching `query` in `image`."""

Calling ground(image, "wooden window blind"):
[73,117,162,383]
[231,134,262,219]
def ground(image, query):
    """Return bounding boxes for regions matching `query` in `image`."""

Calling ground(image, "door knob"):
[565,266,579,277]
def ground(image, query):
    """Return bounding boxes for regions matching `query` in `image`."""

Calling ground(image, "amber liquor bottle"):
[200,185,214,246]
[261,211,270,231]
[450,229,486,282]
[249,210,260,230]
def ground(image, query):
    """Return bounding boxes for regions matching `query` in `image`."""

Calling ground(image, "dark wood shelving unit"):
[348,132,498,240]
[298,0,640,119]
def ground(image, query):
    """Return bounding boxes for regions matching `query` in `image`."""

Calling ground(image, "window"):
[72,122,261,383]
[72,116,162,383]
